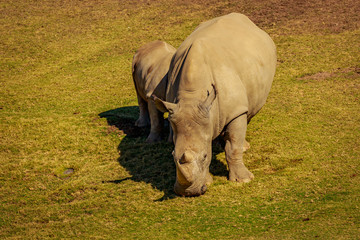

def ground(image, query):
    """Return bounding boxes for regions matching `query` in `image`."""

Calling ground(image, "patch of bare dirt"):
[171,0,360,34]
[299,72,336,81]
[5,0,357,38]
[299,66,360,80]
[238,0,360,34]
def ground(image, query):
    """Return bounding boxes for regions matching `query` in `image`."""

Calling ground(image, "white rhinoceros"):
[132,40,176,142]
[154,13,277,196]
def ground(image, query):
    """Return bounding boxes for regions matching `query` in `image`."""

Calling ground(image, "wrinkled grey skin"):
[154,13,277,196]
[132,41,176,142]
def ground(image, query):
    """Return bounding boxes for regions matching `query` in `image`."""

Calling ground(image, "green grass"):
[1,0,359,239]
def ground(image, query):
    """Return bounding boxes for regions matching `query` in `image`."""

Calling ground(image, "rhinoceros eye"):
[203,154,207,161]
[179,158,186,165]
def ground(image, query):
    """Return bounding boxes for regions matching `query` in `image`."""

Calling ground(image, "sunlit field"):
[1,0,359,238]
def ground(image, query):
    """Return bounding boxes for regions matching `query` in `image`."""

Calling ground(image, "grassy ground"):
[1,0,359,239]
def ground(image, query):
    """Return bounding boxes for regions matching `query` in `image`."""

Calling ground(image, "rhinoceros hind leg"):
[224,114,254,183]
[135,93,150,127]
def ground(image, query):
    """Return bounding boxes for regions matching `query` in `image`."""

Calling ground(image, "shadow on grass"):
[99,106,228,201]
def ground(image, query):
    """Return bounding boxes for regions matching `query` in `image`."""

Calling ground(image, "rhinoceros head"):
[153,87,216,196]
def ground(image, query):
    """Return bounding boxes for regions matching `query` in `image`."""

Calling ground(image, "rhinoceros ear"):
[201,84,217,112]
[151,95,178,114]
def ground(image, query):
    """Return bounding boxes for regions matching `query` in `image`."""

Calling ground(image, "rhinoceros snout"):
[174,181,207,197]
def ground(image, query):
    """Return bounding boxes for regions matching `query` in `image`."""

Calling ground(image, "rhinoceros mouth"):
[174,181,207,197]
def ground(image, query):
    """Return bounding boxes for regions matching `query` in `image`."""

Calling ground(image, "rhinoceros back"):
[166,13,276,128]
[132,41,176,101]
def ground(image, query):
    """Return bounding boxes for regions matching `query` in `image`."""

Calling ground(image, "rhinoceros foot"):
[145,132,162,143]
[135,117,150,128]
[229,165,254,183]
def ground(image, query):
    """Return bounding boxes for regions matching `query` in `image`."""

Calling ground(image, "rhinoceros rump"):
[132,41,176,142]
[154,13,277,196]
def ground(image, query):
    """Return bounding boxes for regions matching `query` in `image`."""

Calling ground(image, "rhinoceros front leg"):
[146,101,163,143]
[224,114,254,183]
